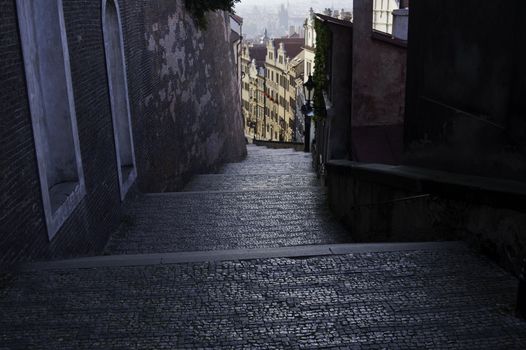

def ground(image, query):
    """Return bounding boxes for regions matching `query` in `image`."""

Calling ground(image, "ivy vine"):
[313,19,331,120]
[185,0,240,29]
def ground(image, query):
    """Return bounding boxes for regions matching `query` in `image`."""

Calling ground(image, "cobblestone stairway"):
[104,145,351,255]
[2,145,526,348]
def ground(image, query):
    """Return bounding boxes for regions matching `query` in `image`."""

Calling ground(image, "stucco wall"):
[352,0,406,128]
[351,0,407,164]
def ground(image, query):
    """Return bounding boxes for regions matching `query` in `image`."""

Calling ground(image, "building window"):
[16,0,86,239]
[373,0,397,34]
[103,0,137,201]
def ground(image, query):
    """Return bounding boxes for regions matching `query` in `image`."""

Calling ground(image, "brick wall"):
[0,0,47,266]
[0,0,245,267]
[0,0,122,268]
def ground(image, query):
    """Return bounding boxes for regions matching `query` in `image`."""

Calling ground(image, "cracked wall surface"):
[120,0,246,192]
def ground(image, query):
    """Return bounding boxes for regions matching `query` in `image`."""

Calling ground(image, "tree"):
[185,0,240,28]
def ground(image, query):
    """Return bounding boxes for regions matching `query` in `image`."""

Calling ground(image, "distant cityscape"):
[235,0,354,39]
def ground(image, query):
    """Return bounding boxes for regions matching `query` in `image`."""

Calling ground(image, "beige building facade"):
[303,9,316,83]
[241,37,304,142]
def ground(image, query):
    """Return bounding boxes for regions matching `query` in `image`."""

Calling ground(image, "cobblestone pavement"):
[105,145,350,255]
[184,174,319,192]
[3,145,526,348]
[1,248,525,349]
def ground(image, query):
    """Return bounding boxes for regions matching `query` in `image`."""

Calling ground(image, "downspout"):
[264,71,267,139]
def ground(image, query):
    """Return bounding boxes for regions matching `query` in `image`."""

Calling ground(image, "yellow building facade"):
[241,37,304,142]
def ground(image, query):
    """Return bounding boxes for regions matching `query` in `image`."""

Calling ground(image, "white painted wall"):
[304,8,316,82]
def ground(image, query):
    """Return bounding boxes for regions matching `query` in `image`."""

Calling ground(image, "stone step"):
[219,161,314,175]
[183,173,319,192]
[105,188,350,255]
[243,154,311,162]
[3,245,523,349]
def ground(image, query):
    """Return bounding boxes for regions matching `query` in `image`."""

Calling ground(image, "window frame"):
[16,0,86,240]
[102,0,137,201]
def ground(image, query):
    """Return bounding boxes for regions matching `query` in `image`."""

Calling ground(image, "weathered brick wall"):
[0,0,122,268]
[0,0,245,267]
[0,0,46,265]
[120,0,246,192]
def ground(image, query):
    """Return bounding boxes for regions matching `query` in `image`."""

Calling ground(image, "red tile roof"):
[272,37,304,59]
[249,45,267,68]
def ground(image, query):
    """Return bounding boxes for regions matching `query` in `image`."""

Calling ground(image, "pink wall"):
[351,0,407,164]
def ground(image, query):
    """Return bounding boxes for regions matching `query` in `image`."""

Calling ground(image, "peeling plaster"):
[133,3,246,192]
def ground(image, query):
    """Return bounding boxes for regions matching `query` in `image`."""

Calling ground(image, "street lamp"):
[251,120,257,140]
[302,75,315,152]
[303,75,315,103]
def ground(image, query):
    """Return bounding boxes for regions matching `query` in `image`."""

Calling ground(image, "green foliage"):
[313,19,331,120]
[185,0,240,29]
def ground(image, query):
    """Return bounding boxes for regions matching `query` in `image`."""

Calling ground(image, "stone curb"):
[189,173,317,178]
[18,242,467,272]
[144,186,325,196]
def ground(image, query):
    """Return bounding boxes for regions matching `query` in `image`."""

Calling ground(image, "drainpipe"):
[263,72,267,139]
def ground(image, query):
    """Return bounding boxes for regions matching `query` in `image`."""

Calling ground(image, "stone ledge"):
[327,160,526,211]
[17,242,465,272]
[145,186,325,196]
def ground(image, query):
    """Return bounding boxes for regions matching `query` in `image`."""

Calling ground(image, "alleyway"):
[1,146,526,348]
[105,145,351,254]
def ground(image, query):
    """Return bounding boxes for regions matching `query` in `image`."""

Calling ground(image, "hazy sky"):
[235,0,354,15]
[234,0,354,39]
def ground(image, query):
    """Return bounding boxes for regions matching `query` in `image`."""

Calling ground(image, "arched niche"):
[16,0,86,239]
[102,0,137,200]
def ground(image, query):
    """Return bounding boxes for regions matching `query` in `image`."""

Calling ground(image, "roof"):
[249,45,267,68]
[230,30,240,44]
[289,51,304,68]
[272,37,304,60]
[230,14,243,25]
[315,13,353,28]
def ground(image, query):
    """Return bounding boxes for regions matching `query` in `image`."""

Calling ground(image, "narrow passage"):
[105,145,351,255]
